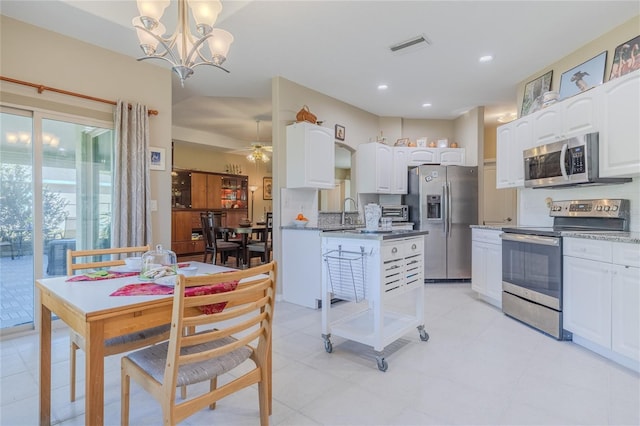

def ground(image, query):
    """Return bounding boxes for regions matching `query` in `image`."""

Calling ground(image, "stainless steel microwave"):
[523,132,631,188]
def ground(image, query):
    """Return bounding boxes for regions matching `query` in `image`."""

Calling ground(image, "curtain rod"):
[0,76,159,116]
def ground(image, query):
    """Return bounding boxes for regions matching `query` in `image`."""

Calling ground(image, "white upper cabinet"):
[533,89,600,145]
[438,148,466,165]
[599,70,640,177]
[391,146,408,194]
[357,142,393,193]
[286,122,335,189]
[496,70,640,188]
[403,147,465,166]
[404,147,437,165]
[496,121,525,188]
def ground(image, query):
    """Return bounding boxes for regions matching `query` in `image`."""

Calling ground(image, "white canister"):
[364,203,381,231]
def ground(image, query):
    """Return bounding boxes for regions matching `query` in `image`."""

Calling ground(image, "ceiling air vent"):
[389,34,431,52]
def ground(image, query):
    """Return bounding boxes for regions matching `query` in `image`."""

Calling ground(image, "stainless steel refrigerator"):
[406,165,478,281]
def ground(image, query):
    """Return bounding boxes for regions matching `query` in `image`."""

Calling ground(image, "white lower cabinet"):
[282,229,323,309]
[612,264,640,361]
[471,228,502,307]
[563,237,640,371]
[563,256,612,347]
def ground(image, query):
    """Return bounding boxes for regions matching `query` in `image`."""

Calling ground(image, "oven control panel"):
[549,199,629,218]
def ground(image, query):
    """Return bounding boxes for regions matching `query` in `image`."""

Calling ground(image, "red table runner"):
[110,280,239,314]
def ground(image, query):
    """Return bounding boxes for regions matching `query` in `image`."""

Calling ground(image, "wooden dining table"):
[37,261,268,426]
[219,225,265,267]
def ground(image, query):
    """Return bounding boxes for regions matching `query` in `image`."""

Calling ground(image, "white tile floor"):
[1,283,639,425]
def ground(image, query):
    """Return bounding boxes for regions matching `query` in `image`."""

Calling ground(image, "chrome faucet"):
[341,197,358,225]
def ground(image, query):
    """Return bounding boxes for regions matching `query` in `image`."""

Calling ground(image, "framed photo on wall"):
[559,51,607,100]
[263,177,272,200]
[520,70,553,117]
[335,124,345,141]
[609,35,640,80]
[149,147,165,171]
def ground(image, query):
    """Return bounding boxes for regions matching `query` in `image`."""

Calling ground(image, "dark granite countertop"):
[321,228,428,241]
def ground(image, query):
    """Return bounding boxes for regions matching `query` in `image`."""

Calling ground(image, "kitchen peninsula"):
[281,225,427,309]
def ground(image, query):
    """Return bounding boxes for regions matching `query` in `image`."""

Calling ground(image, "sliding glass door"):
[0,107,114,332]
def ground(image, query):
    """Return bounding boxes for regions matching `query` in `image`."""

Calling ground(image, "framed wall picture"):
[263,177,272,200]
[335,124,345,141]
[520,70,553,117]
[149,147,165,171]
[609,35,640,80]
[559,51,607,100]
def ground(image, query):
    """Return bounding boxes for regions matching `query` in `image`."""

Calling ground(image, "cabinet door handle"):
[392,247,398,254]
[411,244,417,250]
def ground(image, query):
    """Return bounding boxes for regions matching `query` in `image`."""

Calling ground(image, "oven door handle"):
[500,233,560,246]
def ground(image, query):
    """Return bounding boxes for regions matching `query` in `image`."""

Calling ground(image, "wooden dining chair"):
[201,212,241,267]
[121,261,277,426]
[66,245,172,402]
[247,212,273,265]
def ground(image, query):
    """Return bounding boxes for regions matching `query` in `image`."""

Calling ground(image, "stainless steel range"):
[500,199,630,340]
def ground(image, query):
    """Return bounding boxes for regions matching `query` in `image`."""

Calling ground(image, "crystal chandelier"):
[132,0,234,87]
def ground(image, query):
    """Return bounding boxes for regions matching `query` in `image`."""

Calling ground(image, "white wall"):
[0,16,173,248]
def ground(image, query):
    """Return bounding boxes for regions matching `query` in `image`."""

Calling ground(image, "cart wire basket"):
[323,245,367,302]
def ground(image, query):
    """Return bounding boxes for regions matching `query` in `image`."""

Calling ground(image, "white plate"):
[109,265,141,273]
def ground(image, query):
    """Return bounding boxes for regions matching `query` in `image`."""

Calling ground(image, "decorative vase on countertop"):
[364,203,381,231]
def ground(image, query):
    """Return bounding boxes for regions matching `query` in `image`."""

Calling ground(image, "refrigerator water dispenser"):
[426,195,442,219]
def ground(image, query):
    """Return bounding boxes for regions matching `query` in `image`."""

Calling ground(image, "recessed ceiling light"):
[378,84,388,90]
[422,103,432,107]
[479,55,493,63]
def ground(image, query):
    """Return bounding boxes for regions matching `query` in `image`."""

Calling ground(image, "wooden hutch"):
[171,170,249,255]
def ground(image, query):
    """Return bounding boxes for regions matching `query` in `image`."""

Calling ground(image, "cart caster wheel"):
[324,340,333,353]
[376,357,388,372]
[417,325,429,342]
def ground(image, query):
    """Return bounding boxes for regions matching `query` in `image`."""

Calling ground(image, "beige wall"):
[483,123,498,160]
[453,107,483,166]
[0,16,173,251]
[516,15,640,117]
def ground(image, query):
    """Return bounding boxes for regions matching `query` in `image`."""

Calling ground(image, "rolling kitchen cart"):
[321,235,428,372]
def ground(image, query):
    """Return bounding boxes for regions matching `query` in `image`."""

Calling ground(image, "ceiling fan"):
[245,120,272,163]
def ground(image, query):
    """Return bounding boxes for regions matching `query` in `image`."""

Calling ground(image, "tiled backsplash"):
[318,212,360,228]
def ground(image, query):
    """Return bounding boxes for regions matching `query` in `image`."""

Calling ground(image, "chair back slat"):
[67,245,150,275]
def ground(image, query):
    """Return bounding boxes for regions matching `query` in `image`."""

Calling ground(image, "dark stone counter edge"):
[320,229,428,241]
